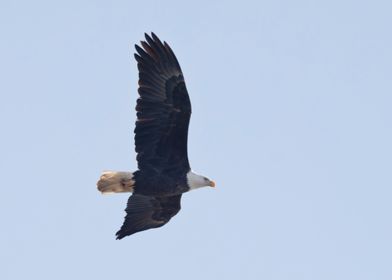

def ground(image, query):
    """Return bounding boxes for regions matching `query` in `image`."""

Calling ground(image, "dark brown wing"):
[116,194,182,239]
[134,33,191,173]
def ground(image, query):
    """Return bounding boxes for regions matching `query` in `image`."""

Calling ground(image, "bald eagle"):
[97,33,215,239]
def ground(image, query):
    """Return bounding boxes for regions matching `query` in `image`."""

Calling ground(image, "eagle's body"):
[97,33,214,239]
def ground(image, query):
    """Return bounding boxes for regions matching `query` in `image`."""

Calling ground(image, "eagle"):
[97,33,215,239]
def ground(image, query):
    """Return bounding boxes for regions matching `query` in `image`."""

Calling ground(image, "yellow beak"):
[209,180,216,188]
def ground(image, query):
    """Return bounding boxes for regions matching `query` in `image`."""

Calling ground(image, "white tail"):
[97,171,134,194]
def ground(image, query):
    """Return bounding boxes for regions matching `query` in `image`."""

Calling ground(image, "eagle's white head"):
[186,171,215,190]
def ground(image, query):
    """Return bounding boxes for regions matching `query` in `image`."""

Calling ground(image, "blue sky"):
[1,0,391,279]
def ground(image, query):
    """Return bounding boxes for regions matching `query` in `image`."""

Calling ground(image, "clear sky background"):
[1,0,391,279]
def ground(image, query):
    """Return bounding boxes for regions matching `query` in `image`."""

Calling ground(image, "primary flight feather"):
[97,33,215,239]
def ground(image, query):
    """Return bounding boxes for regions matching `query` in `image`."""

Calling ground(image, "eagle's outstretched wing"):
[116,194,182,239]
[134,33,192,174]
